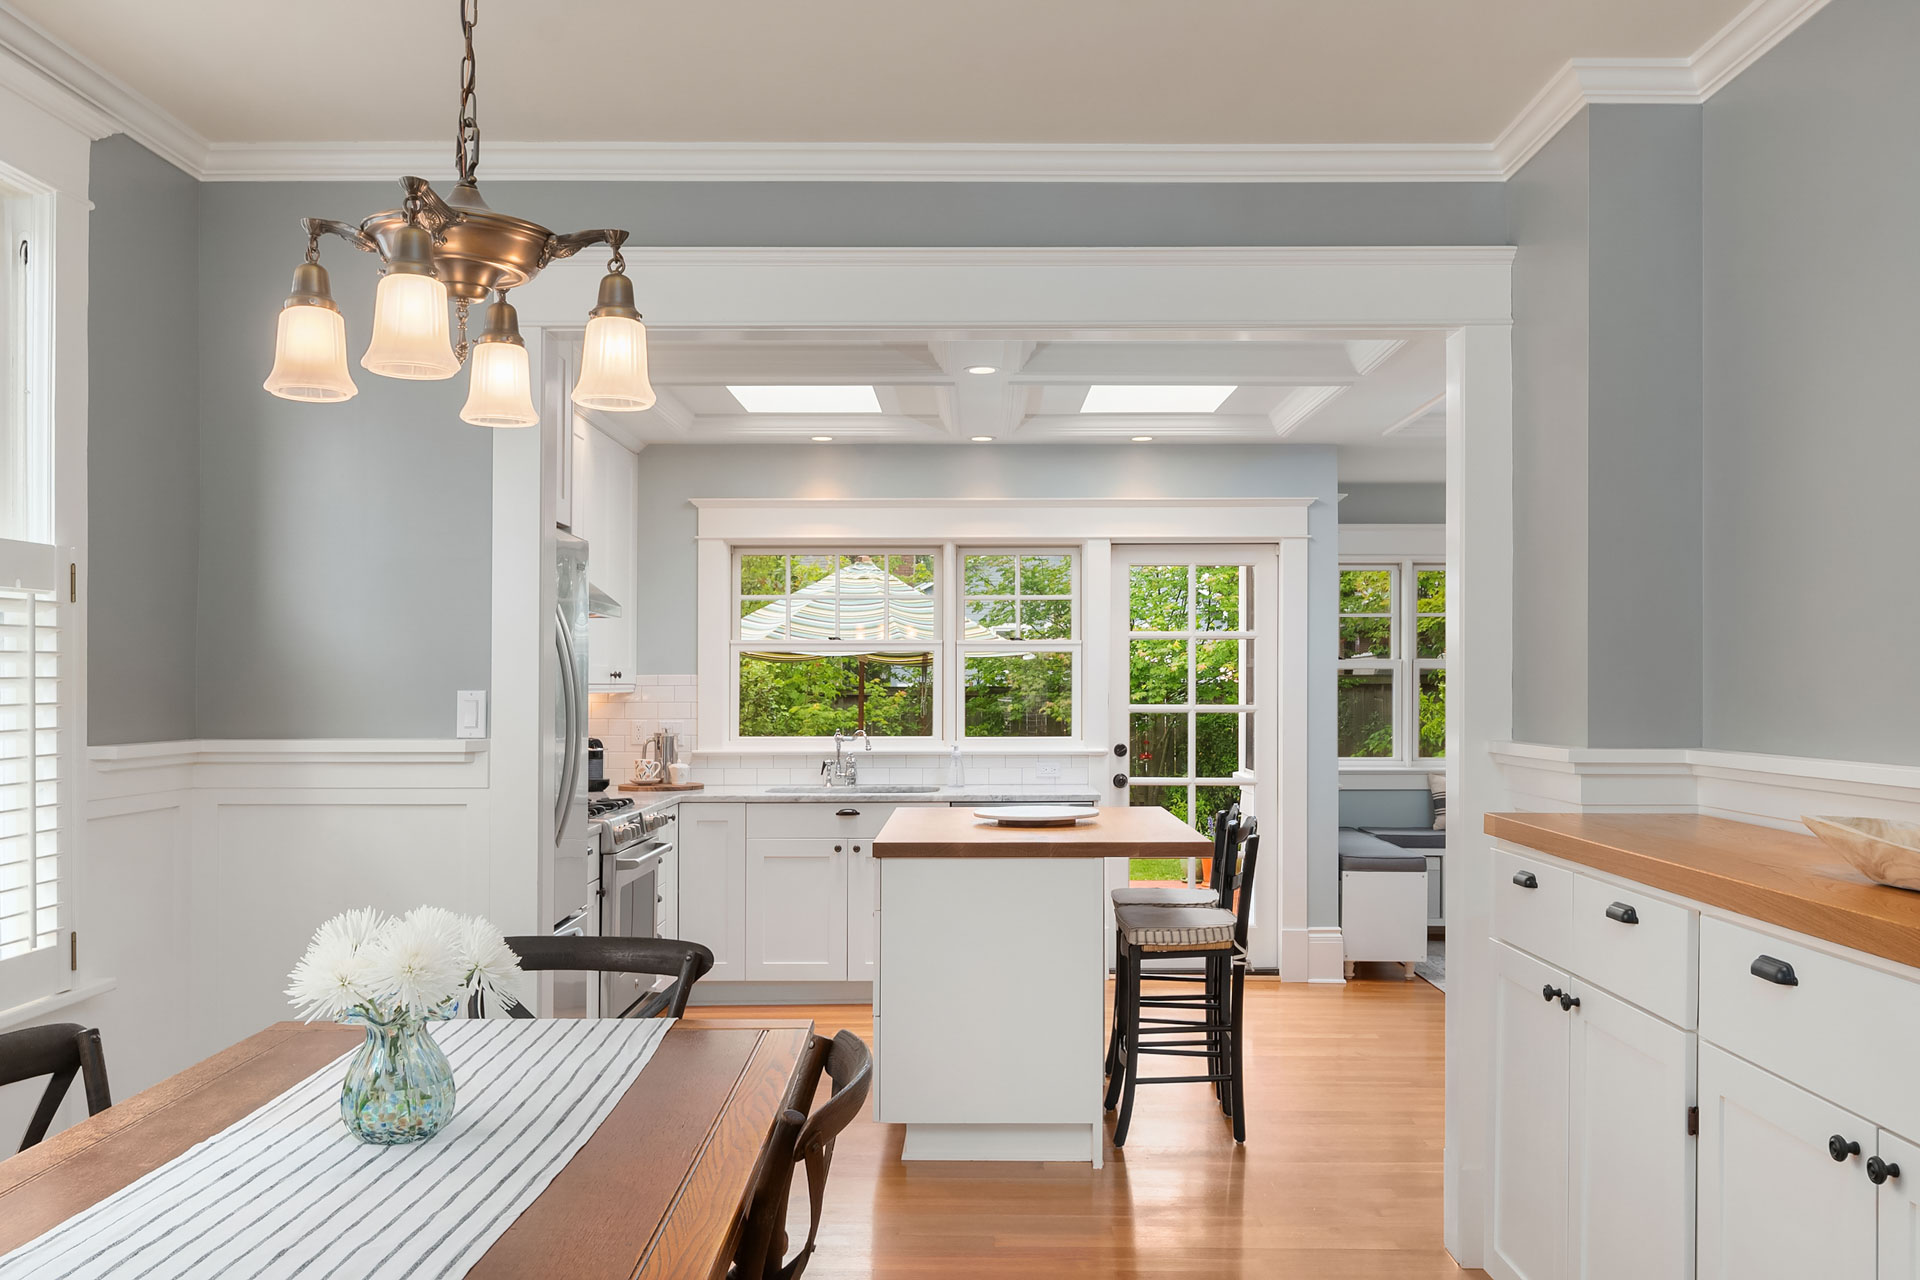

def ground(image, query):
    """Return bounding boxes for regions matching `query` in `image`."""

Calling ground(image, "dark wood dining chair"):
[1,1022,111,1151]
[468,936,714,1019]
[729,1029,872,1280]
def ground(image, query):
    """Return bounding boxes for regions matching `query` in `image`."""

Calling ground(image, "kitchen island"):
[871,804,1209,1164]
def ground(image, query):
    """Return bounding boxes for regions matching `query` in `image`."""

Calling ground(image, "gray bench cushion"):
[1111,885,1218,908]
[1338,827,1427,873]
[1360,826,1447,850]
[1115,904,1237,950]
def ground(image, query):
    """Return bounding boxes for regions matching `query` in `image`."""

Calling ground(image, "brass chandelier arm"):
[399,178,464,240]
[542,228,629,269]
[301,217,379,255]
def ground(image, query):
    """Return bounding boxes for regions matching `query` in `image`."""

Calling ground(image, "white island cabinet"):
[1485,812,1920,1280]
[871,805,1208,1166]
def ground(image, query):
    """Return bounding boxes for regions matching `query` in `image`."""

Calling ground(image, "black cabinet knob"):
[1831,1135,1862,1162]
[1542,984,1564,1003]
[834,845,842,853]
[1870,1156,1902,1185]
[1752,955,1799,986]
[1513,870,1538,889]
[1605,901,1640,925]
[1559,992,1581,1011]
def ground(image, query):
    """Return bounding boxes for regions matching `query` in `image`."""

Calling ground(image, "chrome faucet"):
[822,729,871,786]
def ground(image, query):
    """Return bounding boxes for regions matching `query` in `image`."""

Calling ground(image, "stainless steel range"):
[589,796,676,1017]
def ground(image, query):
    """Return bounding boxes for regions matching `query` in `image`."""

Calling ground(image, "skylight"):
[727,385,883,414]
[1079,385,1236,414]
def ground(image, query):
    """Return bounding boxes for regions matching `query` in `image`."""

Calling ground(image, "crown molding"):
[0,0,1834,186]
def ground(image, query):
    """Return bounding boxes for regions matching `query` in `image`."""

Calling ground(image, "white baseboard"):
[1307,927,1347,983]
[1491,742,1920,829]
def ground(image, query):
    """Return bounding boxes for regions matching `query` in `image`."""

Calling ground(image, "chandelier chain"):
[455,0,481,185]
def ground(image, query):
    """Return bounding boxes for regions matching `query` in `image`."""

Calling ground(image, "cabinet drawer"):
[747,803,894,840]
[1700,916,1920,1142]
[1571,874,1696,1027]
[1492,847,1574,967]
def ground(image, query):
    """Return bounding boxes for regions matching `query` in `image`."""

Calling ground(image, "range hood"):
[588,582,623,619]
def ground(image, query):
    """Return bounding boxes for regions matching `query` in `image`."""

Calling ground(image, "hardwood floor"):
[685,974,1483,1278]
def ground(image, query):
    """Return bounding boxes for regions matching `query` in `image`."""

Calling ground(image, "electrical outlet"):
[1036,762,1062,780]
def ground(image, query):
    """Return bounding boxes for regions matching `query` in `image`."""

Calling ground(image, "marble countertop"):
[622,784,1100,816]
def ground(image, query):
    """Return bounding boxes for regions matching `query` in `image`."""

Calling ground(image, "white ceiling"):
[582,329,1445,481]
[11,0,1754,147]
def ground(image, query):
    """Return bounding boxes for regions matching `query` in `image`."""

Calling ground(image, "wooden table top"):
[1487,811,1920,970]
[874,803,1211,858]
[0,1019,813,1280]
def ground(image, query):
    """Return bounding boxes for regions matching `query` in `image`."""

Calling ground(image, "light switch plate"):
[456,690,488,739]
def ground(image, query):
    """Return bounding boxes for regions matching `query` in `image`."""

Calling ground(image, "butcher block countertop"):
[875,804,1210,859]
[1487,812,1920,971]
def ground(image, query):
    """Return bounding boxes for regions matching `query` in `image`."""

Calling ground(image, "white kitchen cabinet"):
[1879,1129,1920,1278]
[1697,1043,1877,1280]
[848,834,881,978]
[1489,940,1571,1280]
[1567,980,1694,1280]
[582,425,637,691]
[676,804,746,981]
[744,838,849,980]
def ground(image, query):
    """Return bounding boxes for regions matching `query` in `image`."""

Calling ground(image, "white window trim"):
[695,498,1312,756]
[0,77,89,1016]
[1338,526,1446,771]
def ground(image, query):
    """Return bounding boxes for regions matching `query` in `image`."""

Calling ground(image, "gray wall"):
[1508,105,1705,749]
[1702,0,1920,763]
[88,137,201,744]
[1337,483,1445,525]
[630,442,1350,926]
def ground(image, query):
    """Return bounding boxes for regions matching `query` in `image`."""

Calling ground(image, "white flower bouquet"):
[286,905,524,1023]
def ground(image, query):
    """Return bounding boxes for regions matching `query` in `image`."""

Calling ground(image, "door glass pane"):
[1196,639,1243,705]
[1338,669,1395,757]
[1129,712,1188,778]
[1195,714,1240,779]
[1195,565,1246,632]
[1129,566,1189,631]
[963,652,1072,738]
[1419,669,1447,758]
[1129,639,1188,704]
[1128,784,1190,883]
[738,652,933,737]
[1195,786,1242,841]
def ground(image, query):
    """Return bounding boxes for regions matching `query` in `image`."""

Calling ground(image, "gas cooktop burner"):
[588,797,634,818]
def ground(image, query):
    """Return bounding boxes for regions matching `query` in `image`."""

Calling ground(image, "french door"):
[1106,545,1279,965]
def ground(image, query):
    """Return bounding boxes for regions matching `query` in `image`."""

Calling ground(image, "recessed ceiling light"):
[965,365,998,375]
[1080,385,1236,415]
[1131,436,1155,443]
[727,385,882,414]
[970,435,994,442]
[810,435,835,442]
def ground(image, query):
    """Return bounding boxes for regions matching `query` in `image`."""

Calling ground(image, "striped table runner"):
[0,1018,673,1280]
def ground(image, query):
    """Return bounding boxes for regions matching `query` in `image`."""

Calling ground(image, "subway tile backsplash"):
[587,675,1101,788]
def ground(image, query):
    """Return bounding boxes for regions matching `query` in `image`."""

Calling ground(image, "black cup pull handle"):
[1870,1156,1902,1185]
[1605,902,1640,925]
[1831,1135,1862,1162]
[836,808,860,817]
[1513,870,1539,890]
[1752,955,1799,986]
[1541,984,1563,1003]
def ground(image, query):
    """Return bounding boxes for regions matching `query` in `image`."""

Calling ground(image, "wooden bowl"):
[1803,815,1920,891]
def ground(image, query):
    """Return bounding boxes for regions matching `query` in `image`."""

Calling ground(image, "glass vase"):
[339,1009,457,1144]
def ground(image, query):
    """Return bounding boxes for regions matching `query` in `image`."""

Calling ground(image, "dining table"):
[0,1017,813,1280]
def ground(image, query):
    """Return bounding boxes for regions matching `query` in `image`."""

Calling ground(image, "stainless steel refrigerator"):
[549,531,596,1016]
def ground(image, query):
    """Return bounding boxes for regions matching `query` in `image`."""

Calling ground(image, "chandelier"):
[262,0,655,426]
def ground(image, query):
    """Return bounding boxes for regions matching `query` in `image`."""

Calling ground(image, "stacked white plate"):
[973,805,1100,828]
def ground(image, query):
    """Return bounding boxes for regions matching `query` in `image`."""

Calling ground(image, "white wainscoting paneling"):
[1491,742,1920,829]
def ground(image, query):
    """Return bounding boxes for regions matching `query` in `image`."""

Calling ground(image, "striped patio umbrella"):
[739,559,996,651]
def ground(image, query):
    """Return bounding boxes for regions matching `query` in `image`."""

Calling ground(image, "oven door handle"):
[612,844,671,874]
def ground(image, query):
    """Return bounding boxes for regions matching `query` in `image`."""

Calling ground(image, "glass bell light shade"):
[570,270,656,411]
[264,262,356,402]
[459,298,539,428]
[361,271,460,380]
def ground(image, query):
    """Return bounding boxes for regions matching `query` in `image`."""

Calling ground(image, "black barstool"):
[1106,829,1260,1147]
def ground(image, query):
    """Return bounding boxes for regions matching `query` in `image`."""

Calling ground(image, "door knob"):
[1830,1135,1862,1162]
[1869,1156,1902,1185]
[1112,773,1129,789]
[1113,743,1127,757]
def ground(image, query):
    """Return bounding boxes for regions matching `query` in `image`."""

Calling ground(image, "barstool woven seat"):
[1115,904,1237,950]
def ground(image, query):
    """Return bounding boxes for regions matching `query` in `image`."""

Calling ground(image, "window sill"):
[0,977,119,1033]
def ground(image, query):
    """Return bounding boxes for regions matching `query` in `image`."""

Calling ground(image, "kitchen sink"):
[766,784,944,794]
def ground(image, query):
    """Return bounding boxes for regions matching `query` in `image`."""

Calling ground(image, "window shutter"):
[0,537,71,1004]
